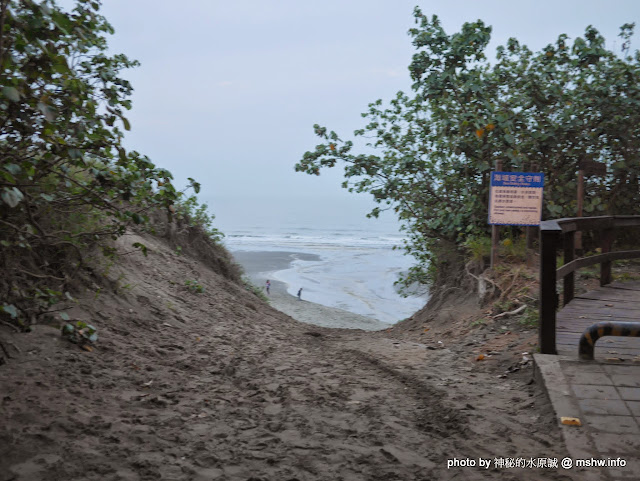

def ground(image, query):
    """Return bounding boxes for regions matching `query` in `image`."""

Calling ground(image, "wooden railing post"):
[538,215,640,356]
[539,222,561,355]
[563,230,575,305]
[600,227,615,286]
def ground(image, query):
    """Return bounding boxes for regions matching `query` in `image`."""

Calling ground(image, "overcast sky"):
[60,0,640,232]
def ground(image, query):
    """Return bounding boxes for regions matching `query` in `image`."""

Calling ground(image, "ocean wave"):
[226,233,405,249]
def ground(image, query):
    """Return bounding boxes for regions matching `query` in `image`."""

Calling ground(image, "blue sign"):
[491,172,545,188]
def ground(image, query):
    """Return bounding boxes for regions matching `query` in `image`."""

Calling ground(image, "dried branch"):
[492,304,526,319]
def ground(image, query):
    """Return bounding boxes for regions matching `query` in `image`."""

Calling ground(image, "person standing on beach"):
[297,288,303,300]
[265,280,271,295]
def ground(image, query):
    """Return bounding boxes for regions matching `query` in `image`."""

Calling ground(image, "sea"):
[217,197,429,324]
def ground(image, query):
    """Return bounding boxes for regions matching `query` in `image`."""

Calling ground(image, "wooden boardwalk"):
[556,280,640,360]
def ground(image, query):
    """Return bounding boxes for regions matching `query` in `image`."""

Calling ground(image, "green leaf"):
[1,187,24,208]
[60,312,70,321]
[52,60,70,75]
[51,11,73,34]
[117,146,127,163]
[1,304,18,318]
[68,149,84,162]
[62,324,75,335]
[188,177,201,194]
[0,170,15,183]
[37,102,57,122]
[3,163,21,176]
[133,242,148,256]
[2,86,20,102]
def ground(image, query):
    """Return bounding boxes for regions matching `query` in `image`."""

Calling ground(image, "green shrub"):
[0,1,215,328]
[501,236,527,262]
[463,236,492,263]
[175,196,224,243]
[185,280,205,294]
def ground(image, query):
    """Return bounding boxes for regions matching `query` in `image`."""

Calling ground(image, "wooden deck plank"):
[603,284,640,292]
[563,298,640,307]
[574,293,640,303]
[556,282,640,359]
[608,280,640,290]
[560,304,640,313]
[556,317,640,327]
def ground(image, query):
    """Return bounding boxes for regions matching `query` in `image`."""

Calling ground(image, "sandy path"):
[0,235,573,481]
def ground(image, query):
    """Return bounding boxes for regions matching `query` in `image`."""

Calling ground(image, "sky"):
[59,0,640,233]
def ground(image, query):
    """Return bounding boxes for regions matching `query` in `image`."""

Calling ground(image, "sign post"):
[526,163,539,251]
[490,160,502,268]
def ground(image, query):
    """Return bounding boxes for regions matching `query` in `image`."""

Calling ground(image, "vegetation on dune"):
[296,7,640,288]
[0,0,228,329]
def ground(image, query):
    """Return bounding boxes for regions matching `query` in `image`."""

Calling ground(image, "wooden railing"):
[538,215,640,354]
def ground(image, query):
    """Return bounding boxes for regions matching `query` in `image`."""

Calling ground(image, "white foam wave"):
[226,232,406,250]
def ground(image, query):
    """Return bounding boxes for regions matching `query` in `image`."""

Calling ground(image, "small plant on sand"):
[518,307,538,328]
[471,317,489,327]
[242,277,269,303]
[501,236,527,262]
[61,321,99,348]
[185,280,205,294]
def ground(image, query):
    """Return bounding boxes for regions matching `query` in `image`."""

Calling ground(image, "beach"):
[223,222,429,327]
[233,250,393,331]
[0,232,572,481]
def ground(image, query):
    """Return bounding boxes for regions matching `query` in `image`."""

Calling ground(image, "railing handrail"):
[538,214,640,355]
[540,215,640,234]
[557,250,640,278]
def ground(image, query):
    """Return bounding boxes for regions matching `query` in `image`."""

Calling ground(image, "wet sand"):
[232,250,392,331]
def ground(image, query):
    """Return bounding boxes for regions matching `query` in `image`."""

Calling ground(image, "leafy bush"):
[0,1,208,327]
[296,9,640,287]
[175,195,224,243]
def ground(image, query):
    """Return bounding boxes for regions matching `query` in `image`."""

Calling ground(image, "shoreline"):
[231,250,392,331]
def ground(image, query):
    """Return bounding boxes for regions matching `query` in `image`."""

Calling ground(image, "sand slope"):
[0,232,572,480]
